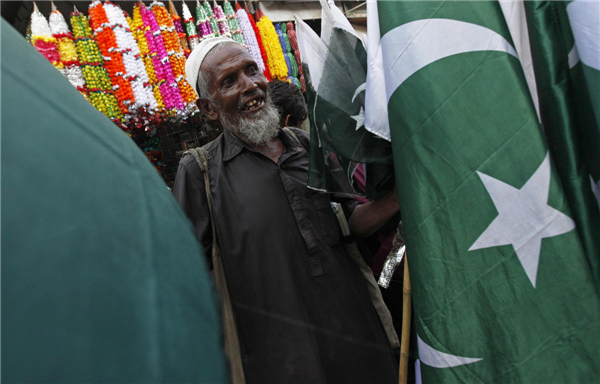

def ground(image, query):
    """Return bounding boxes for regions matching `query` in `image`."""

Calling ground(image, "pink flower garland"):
[141,4,184,113]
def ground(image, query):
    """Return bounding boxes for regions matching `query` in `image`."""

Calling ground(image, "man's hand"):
[348,186,400,238]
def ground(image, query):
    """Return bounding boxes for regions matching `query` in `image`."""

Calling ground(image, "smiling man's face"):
[199,43,280,145]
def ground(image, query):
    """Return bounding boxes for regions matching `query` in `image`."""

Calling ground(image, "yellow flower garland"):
[256,15,288,80]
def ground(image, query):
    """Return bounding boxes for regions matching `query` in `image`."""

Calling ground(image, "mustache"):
[238,89,267,109]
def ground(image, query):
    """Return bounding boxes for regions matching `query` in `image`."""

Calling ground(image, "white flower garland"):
[236,8,265,73]
[103,2,158,111]
[49,10,86,91]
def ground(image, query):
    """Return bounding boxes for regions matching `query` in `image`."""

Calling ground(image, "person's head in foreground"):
[186,37,280,146]
[268,79,308,128]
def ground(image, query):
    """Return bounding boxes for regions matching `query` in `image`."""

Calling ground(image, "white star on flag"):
[469,152,576,287]
[351,107,365,131]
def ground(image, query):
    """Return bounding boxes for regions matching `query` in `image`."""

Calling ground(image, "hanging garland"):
[130,3,166,112]
[245,8,271,81]
[31,3,62,71]
[256,14,288,80]
[202,1,220,38]
[49,7,89,100]
[280,22,300,88]
[213,1,231,38]
[151,1,197,113]
[195,0,215,40]
[104,1,158,115]
[168,1,191,57]
[275,22,292,79]
[235,3,265,73]
[142,3,183,113]
[70,9,123,122]
[223,0,245,45]
[181,2,199,51]
[286,21,305,93]
[88,0,135,117]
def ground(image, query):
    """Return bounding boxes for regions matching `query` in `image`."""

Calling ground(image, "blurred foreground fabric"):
[1,18,227,383]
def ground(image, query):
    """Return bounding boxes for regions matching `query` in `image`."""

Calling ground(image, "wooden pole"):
[398,254,411,384]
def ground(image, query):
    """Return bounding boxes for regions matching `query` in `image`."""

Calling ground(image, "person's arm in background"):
[349,186,400,238]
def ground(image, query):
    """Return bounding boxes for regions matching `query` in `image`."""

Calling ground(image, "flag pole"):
[399,254,411,384]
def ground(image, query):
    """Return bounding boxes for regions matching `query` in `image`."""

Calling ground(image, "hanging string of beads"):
[151,1,196,114]
[235,2,265,73]
[275,22,292,80]
[31,3,62,71]
[286,21,305,93]
[213,0,231,38]
[49,5,89,100]
[256,13,288,80]
[222,0,245,45]
[168,1,191,57]
[142,2,184,114]
[202,1,220,38]
[88,0,135,117]
[130,3,166,112]
[70,8,123,122]
[280,22,300,89]
[181,1,200,50]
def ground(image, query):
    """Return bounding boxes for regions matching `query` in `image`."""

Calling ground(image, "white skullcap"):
[185,36,239,97]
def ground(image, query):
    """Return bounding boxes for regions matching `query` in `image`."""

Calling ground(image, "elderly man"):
[174,37,400,383]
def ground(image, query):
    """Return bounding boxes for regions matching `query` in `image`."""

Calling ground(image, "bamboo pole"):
[399,254,411,384]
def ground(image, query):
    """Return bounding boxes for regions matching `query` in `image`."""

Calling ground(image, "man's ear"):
[284,114,291,128]
[196,98,219,120]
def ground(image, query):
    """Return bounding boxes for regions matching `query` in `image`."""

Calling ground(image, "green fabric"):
[379,2,600,382]
[1,19,227,383]
[305,26,394,199]
[524,0,600,287]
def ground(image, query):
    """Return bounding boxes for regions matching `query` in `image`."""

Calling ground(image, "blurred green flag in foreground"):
[1,18,227,383]
[376,1,600,382]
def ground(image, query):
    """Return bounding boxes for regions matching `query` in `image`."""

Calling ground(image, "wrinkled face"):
[202,44,269,123]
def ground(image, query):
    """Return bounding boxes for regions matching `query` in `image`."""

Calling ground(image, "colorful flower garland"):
[181,2,200,51]
[223,0,245,45]
[168,1,191,57]
[235,4,265,73]
[286,21,305,93]
[104,1,158,114]
[31,3,62,70]
[275,22,292,79]
[151,1,197,113]
[202,1,220,38]
[246,10,271,80]
[49,7,89,100]
[256,14,288,80]
[195,0,215,40]
[213,1,231,38]
[141,3,183,113]
[70,9,123,122]
[130,3,166,112]
[88,0,135,116]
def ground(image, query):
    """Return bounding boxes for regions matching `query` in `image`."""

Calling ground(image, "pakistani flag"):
[295,1,394,198]
[378,1,600,382]
[522,0,600,286]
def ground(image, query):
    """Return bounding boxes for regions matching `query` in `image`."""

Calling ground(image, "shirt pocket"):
[309,192,342,246]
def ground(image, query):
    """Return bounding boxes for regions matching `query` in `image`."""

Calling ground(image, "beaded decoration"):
[286,21,305,93]
[31,3,62,70]
[212,0,231,38]
[202,1,220,38]
[222,0,245,45]
[70,9,123,121]
[246,10,270,80]
[196,0,215,40]
[235,5,265,73]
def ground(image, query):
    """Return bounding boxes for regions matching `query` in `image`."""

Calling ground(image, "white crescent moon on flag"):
[418,335,482,369]
[380,19,518,102]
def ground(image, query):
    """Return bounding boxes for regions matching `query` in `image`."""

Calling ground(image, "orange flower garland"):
[129,5,166,112]
[168,1,191,57]
[151,1,197,110]
[88,0,135,116]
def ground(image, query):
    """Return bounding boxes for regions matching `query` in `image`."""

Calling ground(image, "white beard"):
[219,96,280,146]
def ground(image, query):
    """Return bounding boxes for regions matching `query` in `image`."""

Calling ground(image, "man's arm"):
[348,186,400,238]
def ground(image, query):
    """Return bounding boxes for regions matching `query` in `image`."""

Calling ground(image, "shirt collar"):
[222,128,303,162]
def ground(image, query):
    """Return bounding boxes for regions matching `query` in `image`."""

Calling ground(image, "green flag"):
[378,1,600,382]
[295,2,394,199]
[523,0,600,286]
